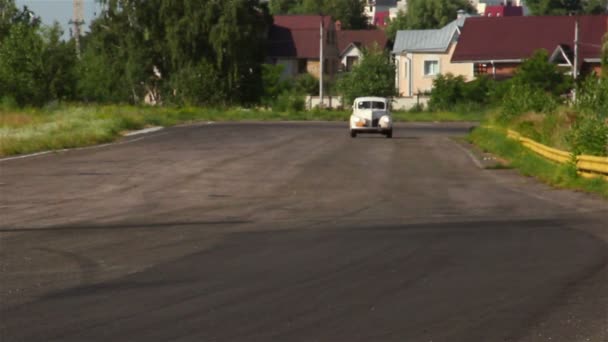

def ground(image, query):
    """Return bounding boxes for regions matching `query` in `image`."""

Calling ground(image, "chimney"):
[335,20,342,31]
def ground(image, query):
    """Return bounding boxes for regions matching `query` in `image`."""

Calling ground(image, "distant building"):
[389,0,407,21]
[337,29,388,71]
[364,0,407,26]
[451,15,608,79]
[392,13,474,97]
[267,15,340,79]
[470,0,528,15]
[484,3,524,17]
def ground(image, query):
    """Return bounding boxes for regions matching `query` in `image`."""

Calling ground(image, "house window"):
[424,60,439,76]
[346,56,359,71]
[475,63,488,75]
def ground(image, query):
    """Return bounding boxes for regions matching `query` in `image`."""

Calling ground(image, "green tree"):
[81,0,271,104]
[0,0,17,40]
[41,23,77,102]
[582,0,608,13]
[336,46,396,104]
[525,0,607,15]
[0,23,45,105]
[321,0,368,30]
[0,3,76,106]
[0,1,41,41]
[269,0,368,29]
[512,50,572,96]
[76,10,133,102]
[526,0,581,15]
[385,9,408,42]
[428,73,466,111]
[269,0,299,14]
[386,0,474,41]
[260,64,291,106]
[169,60,224,106]
[428,74,494,111]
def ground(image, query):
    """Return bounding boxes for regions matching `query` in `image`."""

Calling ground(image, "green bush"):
[575,76,608,118]
[499,83,558,122]
[429,74,494,111]
[336,47,396,105]
[294,73,318,95]
[273,91,305,112]
[261,64,291,107]
[494,49,572,123]
[428,73,465,111]
[168,60,225,106]
[512,49,572,97]
[567,114,608,156]
[463,75,494,105]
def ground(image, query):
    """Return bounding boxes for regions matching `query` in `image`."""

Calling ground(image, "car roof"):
[354,97,388,102]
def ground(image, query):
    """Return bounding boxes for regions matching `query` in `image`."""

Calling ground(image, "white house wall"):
[340,46,362,69]
[395,43,474,97]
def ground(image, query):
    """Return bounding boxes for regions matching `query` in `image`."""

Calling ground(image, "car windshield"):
[357,101,385,110]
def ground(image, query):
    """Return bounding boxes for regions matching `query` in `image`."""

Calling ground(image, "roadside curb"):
[124,126,164,136]
[451,137,509,170]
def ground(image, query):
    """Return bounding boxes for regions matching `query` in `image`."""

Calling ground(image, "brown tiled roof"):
[452,15,608,67]
[337,30,388,56]
[268,15,334,59]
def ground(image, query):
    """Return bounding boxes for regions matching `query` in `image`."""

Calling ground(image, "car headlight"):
[382,116,390,123]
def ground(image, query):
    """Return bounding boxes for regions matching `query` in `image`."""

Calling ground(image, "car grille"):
[372,119,379,127]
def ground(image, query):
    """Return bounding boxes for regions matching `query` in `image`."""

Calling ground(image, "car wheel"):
[350,130,357,138]
[386,130,393,139]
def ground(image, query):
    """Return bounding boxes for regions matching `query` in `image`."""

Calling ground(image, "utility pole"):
[319,15,324,108]
[572,16,579,102]
[69,0,84,58]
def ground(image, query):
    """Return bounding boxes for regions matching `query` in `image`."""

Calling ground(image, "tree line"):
[0,0,272,107]
[0,0,606,108]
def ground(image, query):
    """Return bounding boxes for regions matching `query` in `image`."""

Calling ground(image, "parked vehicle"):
[349,97,392,138]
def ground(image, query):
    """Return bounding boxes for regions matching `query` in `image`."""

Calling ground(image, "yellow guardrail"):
[506,129,608,180]
[576,155,608,180]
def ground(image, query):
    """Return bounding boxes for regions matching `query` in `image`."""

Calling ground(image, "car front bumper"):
[350,126,391,134]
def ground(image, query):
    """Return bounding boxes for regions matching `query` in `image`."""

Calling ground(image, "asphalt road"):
[0,122,607,342]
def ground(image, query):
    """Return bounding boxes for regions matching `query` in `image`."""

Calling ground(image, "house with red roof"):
[337,30,388,71]
[483,3,524,17]
[267,15,340,79]
[364,0,403,27]
[452,15,608,80]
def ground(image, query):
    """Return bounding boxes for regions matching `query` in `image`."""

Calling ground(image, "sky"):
[15,0,101,38]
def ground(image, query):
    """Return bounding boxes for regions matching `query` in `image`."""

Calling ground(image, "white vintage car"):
[349,97,392,138]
